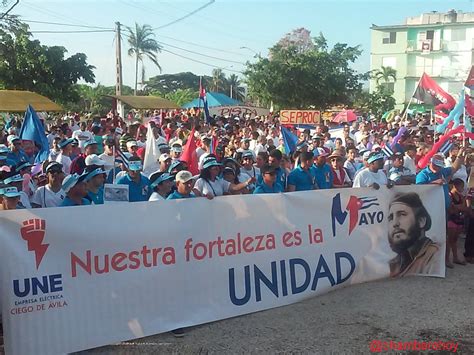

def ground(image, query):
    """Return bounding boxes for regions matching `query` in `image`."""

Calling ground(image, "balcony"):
[406,39,442,53]
[406,67,458,78]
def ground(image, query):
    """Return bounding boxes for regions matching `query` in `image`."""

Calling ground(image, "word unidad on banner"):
[13,205,384,311]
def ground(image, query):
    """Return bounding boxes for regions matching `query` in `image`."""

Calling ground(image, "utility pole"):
[115,21,124,118]
[230,84,233,99]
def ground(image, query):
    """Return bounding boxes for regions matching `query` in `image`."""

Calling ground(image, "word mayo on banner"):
[0,186,445,355]
[280,109,321,125]
[208,106,270,118]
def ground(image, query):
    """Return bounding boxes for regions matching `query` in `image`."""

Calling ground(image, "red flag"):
[465,66,474,88]
[180,128,199,175]
[465,94,474,116]
[413,73,456,113]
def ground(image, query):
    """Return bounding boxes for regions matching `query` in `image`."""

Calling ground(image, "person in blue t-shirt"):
[60,173,91,207]
[6,136,29,165]
[287,151,316,192]
[416,150,465,211]
[85,167,106,204]
[167,170,196,199]
[254,164,284,194]
[310,147,333,189]
[257,149,287,191]
[116,157,151,202]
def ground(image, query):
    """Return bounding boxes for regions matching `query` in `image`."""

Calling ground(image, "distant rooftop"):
[372,10,474,30]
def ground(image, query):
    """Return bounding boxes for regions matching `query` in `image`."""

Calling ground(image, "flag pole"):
[403,74,424,119]
[112,145,117,184]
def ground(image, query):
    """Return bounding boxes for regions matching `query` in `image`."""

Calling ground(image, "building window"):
[382,32,397,44]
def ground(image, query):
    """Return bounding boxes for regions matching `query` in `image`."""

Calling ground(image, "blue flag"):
[281,126,298,155]
[19,105,50,163]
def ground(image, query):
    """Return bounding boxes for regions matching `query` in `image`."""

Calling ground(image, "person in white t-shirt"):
[55,138,75,175]
[239,150,260,191]
[31,162,66,208]
[353,152,391,189]
[403,145,417,176]
[99,137,116,172]
[72,122,93,152]
[193,156,254,198]
[148,172,175,201]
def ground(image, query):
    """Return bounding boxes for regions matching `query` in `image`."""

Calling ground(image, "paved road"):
[84,249,474,354]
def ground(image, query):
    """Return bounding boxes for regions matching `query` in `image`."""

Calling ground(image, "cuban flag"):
[199,85,211,124]
[438,140,453,157]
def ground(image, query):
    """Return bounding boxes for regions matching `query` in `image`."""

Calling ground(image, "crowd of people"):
[0,109,473,269]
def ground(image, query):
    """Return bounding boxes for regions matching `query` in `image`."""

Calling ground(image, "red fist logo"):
[21,219,49,269]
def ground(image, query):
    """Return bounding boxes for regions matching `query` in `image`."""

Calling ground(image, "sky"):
[9,0,474,88]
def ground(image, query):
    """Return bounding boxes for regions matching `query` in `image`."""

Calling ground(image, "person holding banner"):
[149,172,174,201]
[416,151,465,211]
[167,170,196,200]
[61,173,91,207]
[31,162,66,208]
[287,151,317,192]
[352,152,388,189]
[116,157,151,202]
[0,186,21,210]
[446,179,468,268]
[253,164,284,194]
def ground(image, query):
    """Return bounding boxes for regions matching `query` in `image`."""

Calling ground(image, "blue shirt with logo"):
[166,191,195,200]
[287,166,315,191]
[253,182,284,194]
[60,197,92,207]
[87,187,104,205]
[257,167,287,191]
[310,163,333,189]
[116,174,151,202]
[416,166,452,209]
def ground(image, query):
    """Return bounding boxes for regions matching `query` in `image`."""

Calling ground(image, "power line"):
[30,29,114,34]
[161,48,244,74]
[156,40,246,65]
[20,19,113,30]
[156,34,248,57]
[154,0,215,30]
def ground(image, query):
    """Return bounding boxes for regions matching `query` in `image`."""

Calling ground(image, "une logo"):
[13,219,62,298]
[331,193,382,237]
[21,219,49,269]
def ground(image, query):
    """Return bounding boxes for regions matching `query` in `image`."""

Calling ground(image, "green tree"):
[145,72,212,95]
[223,74,245,101]
[354,86,395,117]
[372,66,397,93]
[245,32,363,109]
[157,88,197,107]
[126,23,162,96]
[0,17,95,105]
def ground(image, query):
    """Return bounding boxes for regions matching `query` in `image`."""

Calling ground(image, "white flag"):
[142,123,160,177]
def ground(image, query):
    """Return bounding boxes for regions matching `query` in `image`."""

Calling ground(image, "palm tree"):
[226,74,245,101]
[126,23,163,95]
[212,68,226,92]
[373,66,397,86]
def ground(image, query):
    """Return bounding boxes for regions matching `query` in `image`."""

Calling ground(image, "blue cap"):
[0,145,10,154]
[150,172,174,189]
[0,186,21,198]
[84,168,106,182]
[62,173,87,193]
[202,157,222,170]
[84,140,98,149]
[3,174,23,184]
[16,162,32,172]
[168,160,183,173]
[59,138,75,149]
[128,161,143,171]
[241,150,254,160]
[367,153,384,164]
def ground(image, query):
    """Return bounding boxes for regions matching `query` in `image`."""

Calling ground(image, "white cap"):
[85,154,106,166]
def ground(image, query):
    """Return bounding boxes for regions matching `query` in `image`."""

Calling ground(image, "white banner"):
[0,185,445,354]
[208,106,270,118]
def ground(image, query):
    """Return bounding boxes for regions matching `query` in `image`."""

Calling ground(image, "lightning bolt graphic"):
[21,219,49,269]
